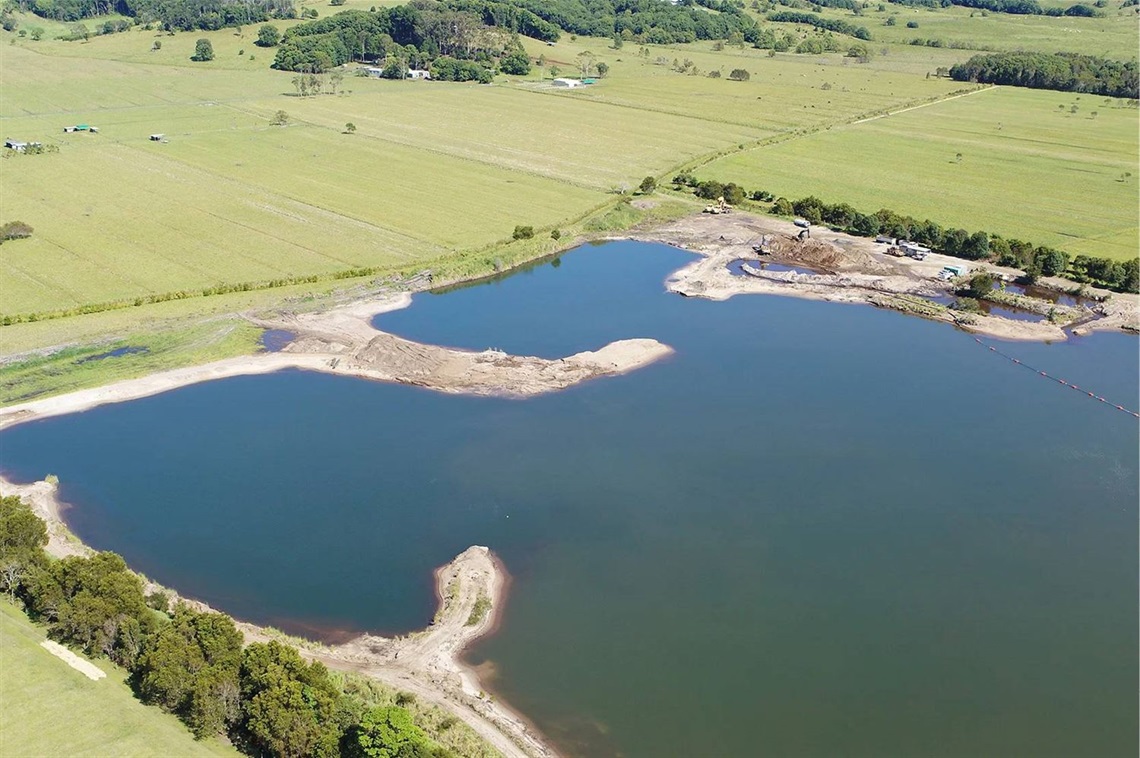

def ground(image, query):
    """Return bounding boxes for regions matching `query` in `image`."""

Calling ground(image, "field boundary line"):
[850,85,996,125]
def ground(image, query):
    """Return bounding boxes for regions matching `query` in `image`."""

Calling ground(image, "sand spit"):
[0,473,557,758]
[0,295,671,432]
[630,212,1139,342]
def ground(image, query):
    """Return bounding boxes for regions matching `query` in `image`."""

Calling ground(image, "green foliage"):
[345,122,357,134]
[465,593,492,626]
[767,10,872,39]
[24,551,151,667]
[949,52,1138,98]
[963,271,996,298]
[637,176,657,194]
[136,606,243,738]
[192,39,215,62]
[256,24,280,47]
[347,706,433,758]
[270,109,289,125]
[728,68,750,81]
[499,51,530,75]
[0,496,48,599]
[0,221,34,243]
[239,641,347,758]
[512,225,535,240]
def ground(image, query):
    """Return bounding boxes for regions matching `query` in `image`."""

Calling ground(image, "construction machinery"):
[703,197,731,215]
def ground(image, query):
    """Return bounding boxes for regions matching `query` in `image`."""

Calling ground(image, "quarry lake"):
[2,242,1137,757]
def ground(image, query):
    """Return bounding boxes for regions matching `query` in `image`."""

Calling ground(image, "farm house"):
[406,69,431,80]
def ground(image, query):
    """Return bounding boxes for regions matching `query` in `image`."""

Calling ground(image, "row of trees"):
[670,176,1139,293]
[0,494,453,758]
[889,0,1103,17]
[766,10,872,39]
[949,52,1139,98]
[476,0,762,44]
[15,0,296,30]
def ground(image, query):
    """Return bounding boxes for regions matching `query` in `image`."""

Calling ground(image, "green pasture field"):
[0,32,988,320]
[520,36,970,130]
[0,602,237,757]
[765,4,1140,60]
[698,86,1140,261]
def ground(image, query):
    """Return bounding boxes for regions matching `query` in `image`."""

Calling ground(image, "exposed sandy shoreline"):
[0,294,671,433]
[0,473,556,758]
[627,212,1139,342]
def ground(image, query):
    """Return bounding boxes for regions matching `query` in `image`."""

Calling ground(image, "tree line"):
[13,0,296,30]
[949,52,1139,98]
[270,5,531,76]
[672,174,1140,293]
[888,0,1104,17]
[766,10,872,40]
[0,494,462,758]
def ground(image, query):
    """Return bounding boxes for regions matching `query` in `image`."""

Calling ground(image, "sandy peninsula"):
[0,294,671,433]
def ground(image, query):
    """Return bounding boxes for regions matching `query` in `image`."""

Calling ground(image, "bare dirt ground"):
[0,295,671,432]
[630,212,1139,342]
[0,473,556,758]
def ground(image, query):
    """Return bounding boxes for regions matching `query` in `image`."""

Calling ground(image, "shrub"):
[191,38,214,62]
[512,225,535,240]
[728,68,751,81]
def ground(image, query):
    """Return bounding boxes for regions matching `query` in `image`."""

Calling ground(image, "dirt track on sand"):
[630,213,1138,342]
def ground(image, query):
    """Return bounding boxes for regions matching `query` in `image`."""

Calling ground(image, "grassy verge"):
[0,319,262,406]
[0,601,237,757]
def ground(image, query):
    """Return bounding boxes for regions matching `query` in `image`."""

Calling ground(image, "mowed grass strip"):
[699,87,1139,260]
[273,82,770,190]
[0,603,237,757]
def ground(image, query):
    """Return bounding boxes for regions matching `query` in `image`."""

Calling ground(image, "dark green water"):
[2,242,1136,757]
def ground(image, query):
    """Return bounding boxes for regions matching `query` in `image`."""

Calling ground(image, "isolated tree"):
[345,122,356,134]
[512,225,535,240]
[330,69,344,93]
[29,26,43,40]
[576,50,596,77]
[499,51,530,76]
[151,39,161,51]
[964,272,996,298]
[270,110,289,126]
[728,68,750,81]
[71,23,90,42]
[192,39,214,62]
[0,221,34,241]
[596,61,609,78]
[256,24,280,48]
[638,176,657,194]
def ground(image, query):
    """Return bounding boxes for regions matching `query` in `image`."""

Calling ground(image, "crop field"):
[0,603,236,757]
[698,86,1140,261]
[770,4,1140,60]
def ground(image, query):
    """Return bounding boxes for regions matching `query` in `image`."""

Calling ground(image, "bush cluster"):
[0,494,455,758]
